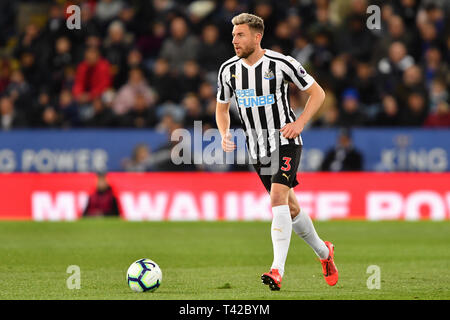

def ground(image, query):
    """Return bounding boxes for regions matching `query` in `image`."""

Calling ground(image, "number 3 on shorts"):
[281,157,292,171]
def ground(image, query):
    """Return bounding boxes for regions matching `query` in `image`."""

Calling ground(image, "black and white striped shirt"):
[217,49,315,160]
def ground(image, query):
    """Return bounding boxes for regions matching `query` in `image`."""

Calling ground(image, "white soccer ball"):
[127,259,162,292]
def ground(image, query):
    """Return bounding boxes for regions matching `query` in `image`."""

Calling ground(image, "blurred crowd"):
[0,0,449,135]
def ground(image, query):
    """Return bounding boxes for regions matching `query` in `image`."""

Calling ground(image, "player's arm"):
[280,81,325,139]
[216,101,236,152]
[279,55,325,139]
[216,63,236,152]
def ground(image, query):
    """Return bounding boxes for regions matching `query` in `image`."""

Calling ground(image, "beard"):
[235,45,255,59]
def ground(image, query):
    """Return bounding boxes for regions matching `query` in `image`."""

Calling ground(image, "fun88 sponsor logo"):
[236,89,274,108]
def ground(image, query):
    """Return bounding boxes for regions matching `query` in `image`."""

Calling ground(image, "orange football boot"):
[320,241,338,286]
[261,269,282,291]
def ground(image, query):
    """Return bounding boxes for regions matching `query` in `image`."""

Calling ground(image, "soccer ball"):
[127,259,162,292]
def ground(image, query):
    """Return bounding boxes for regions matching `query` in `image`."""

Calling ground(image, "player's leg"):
[261,145,301,290]
[288,189,329,259]
[288,189,338,286]
[261,182,291,291]
[269,182,292,275]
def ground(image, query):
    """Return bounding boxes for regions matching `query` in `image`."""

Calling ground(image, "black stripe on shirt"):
[218,57,240,101]
[255,63,270,157]
[241,64,260,158]
[264,54,308,87]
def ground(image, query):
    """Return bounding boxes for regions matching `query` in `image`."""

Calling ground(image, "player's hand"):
[280,121,305,139]
[221,131,236,152]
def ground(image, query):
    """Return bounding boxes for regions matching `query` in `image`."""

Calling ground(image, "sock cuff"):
[272,205,290,216]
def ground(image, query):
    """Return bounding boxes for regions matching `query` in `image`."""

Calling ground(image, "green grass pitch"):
[0,219,449,300]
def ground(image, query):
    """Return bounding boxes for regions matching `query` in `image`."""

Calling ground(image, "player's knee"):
[270,191,288,207]
[289,203,300,219]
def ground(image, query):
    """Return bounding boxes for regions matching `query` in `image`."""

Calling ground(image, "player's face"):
[232,24,259,58]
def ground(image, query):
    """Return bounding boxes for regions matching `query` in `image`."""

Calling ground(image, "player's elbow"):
[316,84,326,103]
[305,82,325,104]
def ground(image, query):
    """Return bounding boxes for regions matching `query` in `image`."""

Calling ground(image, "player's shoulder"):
[218,55,241,72]
[264,49,301,66]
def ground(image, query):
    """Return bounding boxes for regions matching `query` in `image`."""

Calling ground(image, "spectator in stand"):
[309,28,335,81]
[320,128,363,172]
[122,143,155,172]
[5,70,32,112]
[337,88,367,127]
[271,20,294,55]
[114,47,147,88]
[309,89,338,125]
[0,58,11,94]
[42,3,68,48]
[151,58,180,104]
[252,0,277,43]
[372,15,416,64]
[95,0,125,29]
[72,46,112,108]
[120,92,158,128]
[377,41,415,94]
[0,0,16,48]
[117,3,140,37]
[19,50,44,92]
[326,56,352,107]
[422,3,446,35]
[399,91,428,126]
[202,99,219,130]
[424,101,450,128]
[31,91,54,127]
[103,20,134,88]
[198,81,215,109]
[372,95,401,127]
[422,46,448,88]
[61,65,77,93]
[197,23,230,74]
[309,4,335,38]
[58,89,81,128]
[84,96,117,128]
[70,3,102,62]
[113,67,155,116]
[181,93,205,128]
[83,172,120,218]
[353,59,380,114]
[50,37,74,94]
[136,20,167,61]
[417,20,441,60]
[14,23,43,64]
[153,113,197,172]
[395,0,419,29]
[38,106,62,128]
[212,0,247,43]
[159,16,200,75]
[313,106,339,128]
[429,78,448,113]
[0,96,27,130]
[291,34,314,65]
[445,35,450,66]
[178,60,202,97]
[394,64,428,109]
[336,12,373,61]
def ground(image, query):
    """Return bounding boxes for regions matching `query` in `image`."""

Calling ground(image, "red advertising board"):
[0,173,449,221]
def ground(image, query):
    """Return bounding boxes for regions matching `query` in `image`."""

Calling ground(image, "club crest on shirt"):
[264,69,275,80]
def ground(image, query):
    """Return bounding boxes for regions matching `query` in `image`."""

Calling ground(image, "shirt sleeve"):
[282,56,315,91]
[216,65,232,103]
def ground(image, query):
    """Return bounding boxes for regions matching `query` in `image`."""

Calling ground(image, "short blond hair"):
[231,13,264,36]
